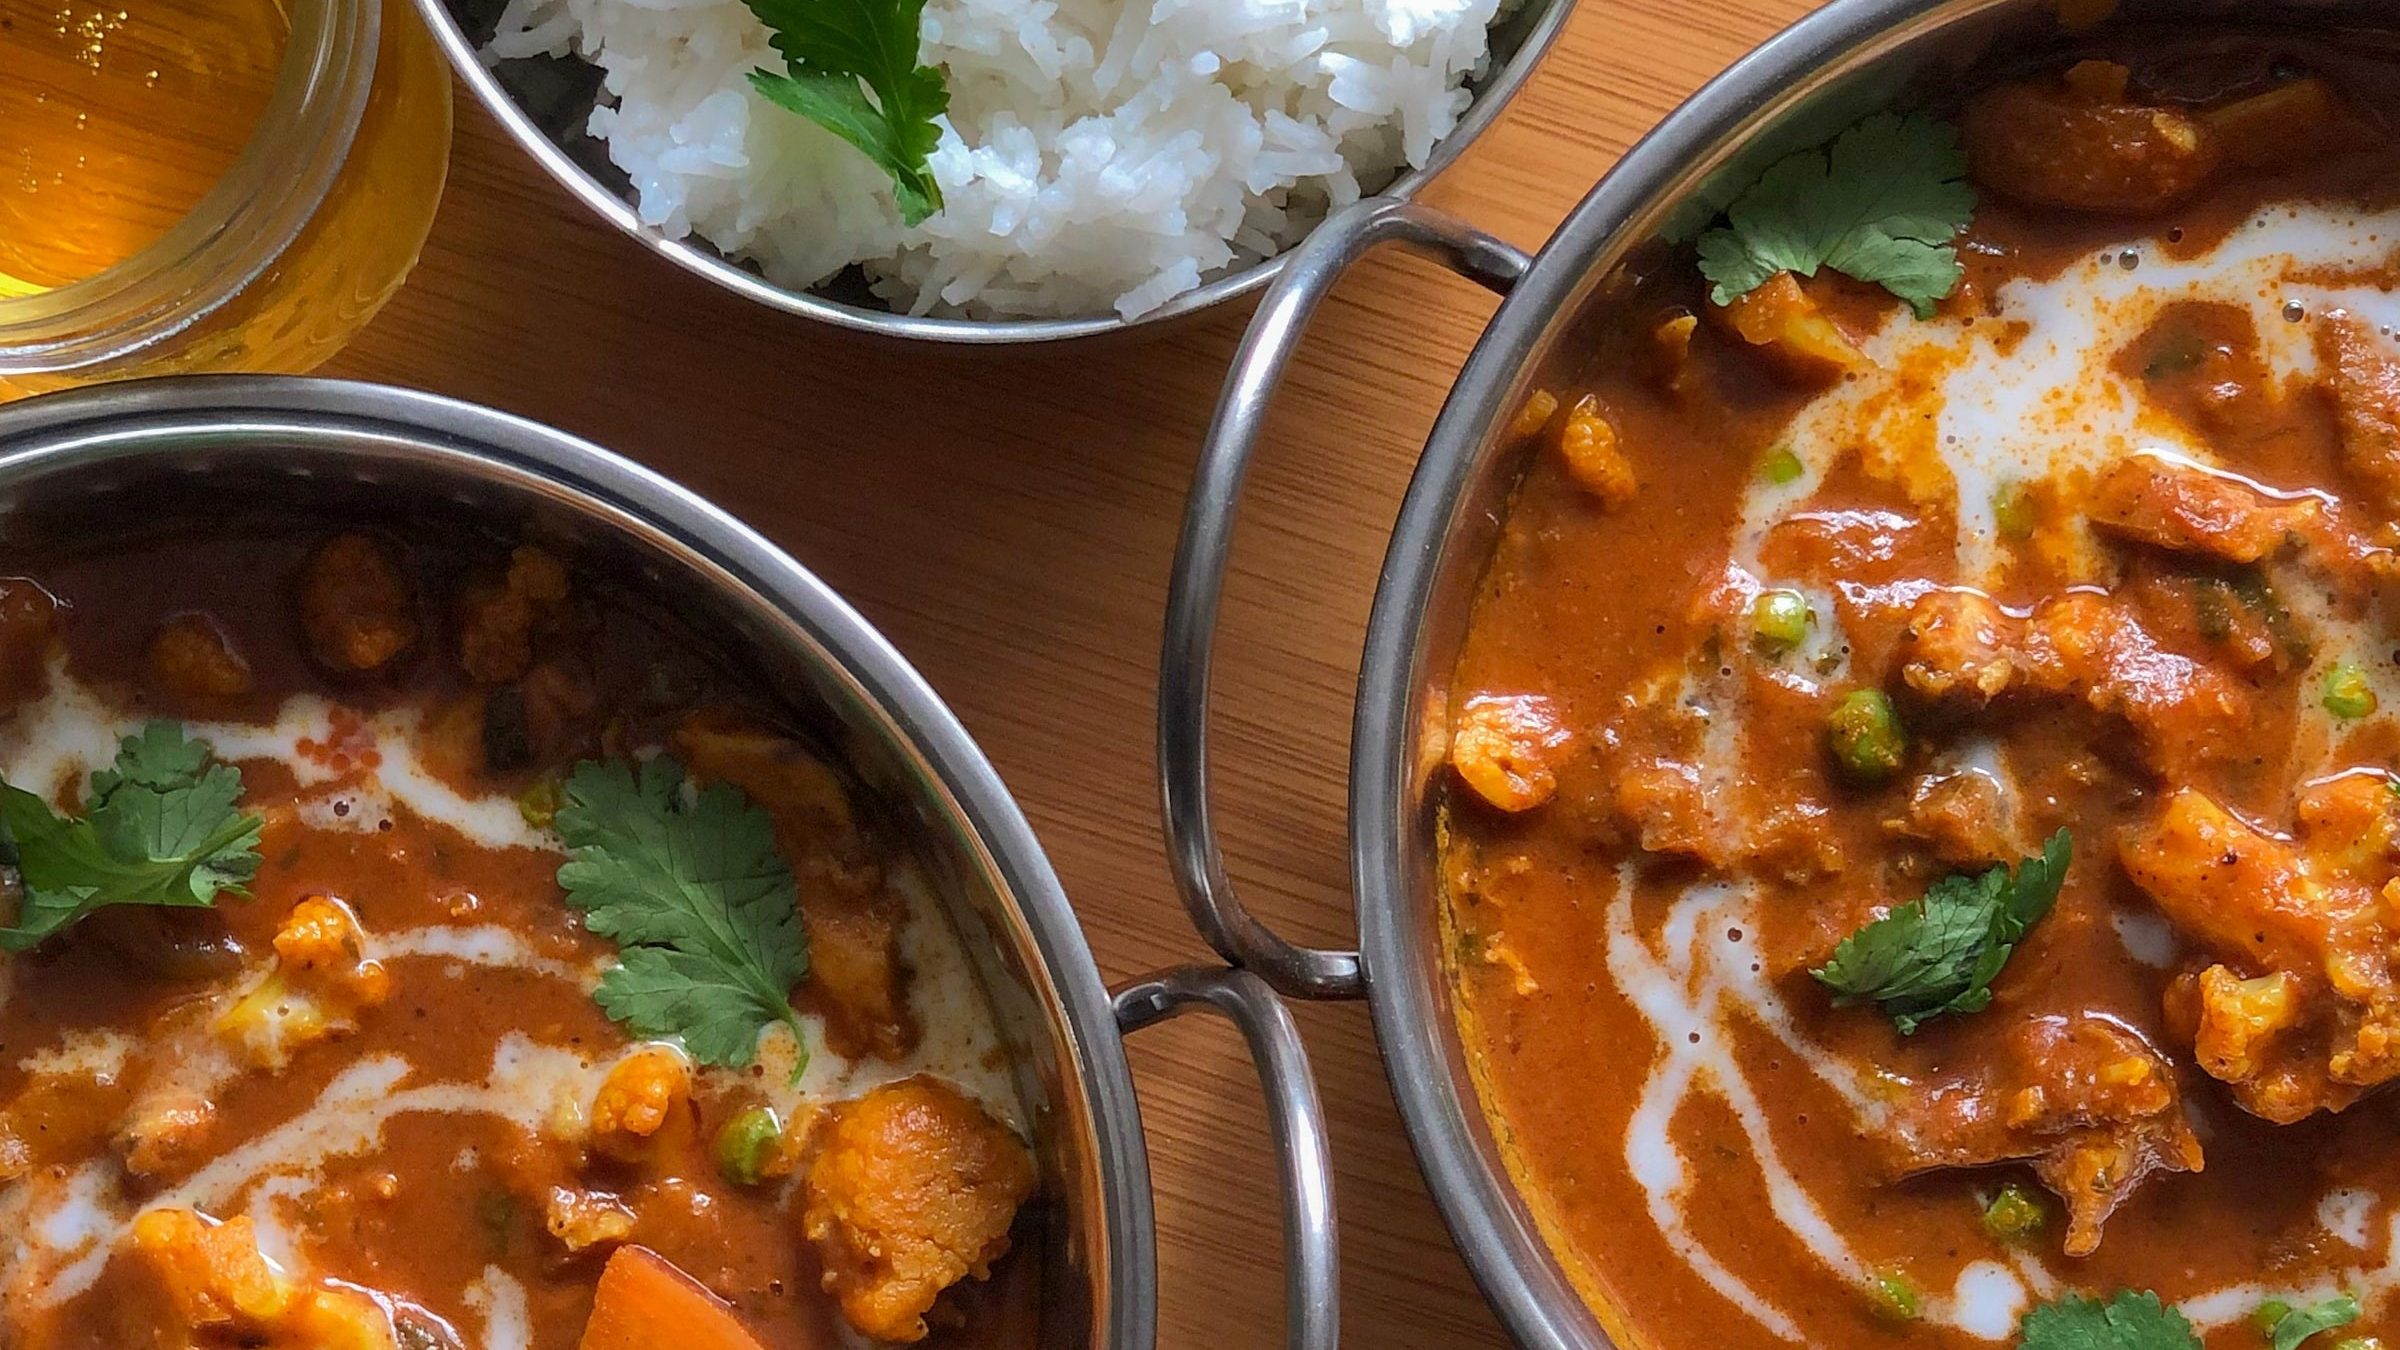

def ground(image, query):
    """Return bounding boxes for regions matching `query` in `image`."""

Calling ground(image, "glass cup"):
[0,0,454,399]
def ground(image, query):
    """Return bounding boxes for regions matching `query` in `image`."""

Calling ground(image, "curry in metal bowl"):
[0,524,1038,1348]
[1440,30,2400,1350]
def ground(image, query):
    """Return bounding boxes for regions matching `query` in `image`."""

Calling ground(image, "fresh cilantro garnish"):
[555,757,810,1075]
[1813,828,2070,1034]
[0,722,263,952]
[1695,110,1976,319]
[2258,1295,2362,1350]
[2019,1290,2199,1350]
[743,0,949,226]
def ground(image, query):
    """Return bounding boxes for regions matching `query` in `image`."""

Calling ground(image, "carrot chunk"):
[579,1246,773,1350]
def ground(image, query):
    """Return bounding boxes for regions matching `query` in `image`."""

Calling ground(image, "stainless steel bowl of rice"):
[412,0,1573,341]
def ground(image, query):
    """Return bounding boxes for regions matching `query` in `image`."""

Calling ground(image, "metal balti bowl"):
[1161,0,2400,1345]
[0,375,1340,1349]
[408,0,1575,344]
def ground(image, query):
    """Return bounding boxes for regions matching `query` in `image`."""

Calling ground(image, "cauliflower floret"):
[547,1186,637,1253]
[218,898,390,1070]
[299,533,417,674]
[589,1044,693,1161]
[1899,590,2021,704]
[2124,784,2400,1121]
[457,545,571,684]
[1449,693,1570,813]
[1712,271,1868,381]
[1557,396,1636,507]
[803,1078,1037,1344]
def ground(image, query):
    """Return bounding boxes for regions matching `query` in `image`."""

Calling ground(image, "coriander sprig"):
[743,0,950,226]
[1812,829,2070,1034]
[0,722,263,952]
[554,756,811,1076]
[1695,110,1976,320]
[2018,1290,2197,1350]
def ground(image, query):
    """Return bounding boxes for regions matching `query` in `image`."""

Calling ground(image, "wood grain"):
[329,0,1818,1340]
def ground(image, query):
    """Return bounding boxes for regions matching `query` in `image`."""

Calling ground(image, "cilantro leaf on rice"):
[745,0,951,225]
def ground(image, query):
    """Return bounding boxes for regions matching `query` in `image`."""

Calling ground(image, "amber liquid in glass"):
[0,0,293,293]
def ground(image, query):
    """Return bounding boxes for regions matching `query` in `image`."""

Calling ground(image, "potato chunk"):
[299,533,417,674]
[802,1078,1037,1344]
[129,1208,399,1349]
[2320,316,2400,515]
[1963,75,2219,214]
[2120,783,2400,1122]
[147,612,255,703]
[1887,1015,2199,1257]
[2087,454,2320,564]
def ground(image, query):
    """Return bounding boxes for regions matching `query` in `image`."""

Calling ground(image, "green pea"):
[1979,1183,2046,1242]
[2323,663,2378,721]
[1868,1269,1921,1323]
[1828,689,1906,784]
[1760,446,1804,485]
[516,777,565,830]
[715,1105,785,1186]
[1751,589,1812,654]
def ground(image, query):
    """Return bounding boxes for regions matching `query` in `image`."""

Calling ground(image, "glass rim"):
[0,0,381,376]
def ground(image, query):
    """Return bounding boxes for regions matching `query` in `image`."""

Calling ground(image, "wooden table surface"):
[329,0,1816,1340]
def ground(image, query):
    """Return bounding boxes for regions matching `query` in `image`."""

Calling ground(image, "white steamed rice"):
[484,0,1506,320]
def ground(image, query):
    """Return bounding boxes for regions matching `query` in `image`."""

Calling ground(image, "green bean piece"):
[1751,589,1812,654]
[1828,689,1907,784]
[2323,663,2378,721]
[715,1105,785,1186]
[1980,1183,2046,1242]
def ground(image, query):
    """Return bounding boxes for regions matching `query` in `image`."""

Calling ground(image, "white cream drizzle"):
[465,1264,534,1350]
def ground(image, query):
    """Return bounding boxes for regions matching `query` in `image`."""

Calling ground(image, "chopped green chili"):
[1761,446,1805,485]
[1993,482,2038,541]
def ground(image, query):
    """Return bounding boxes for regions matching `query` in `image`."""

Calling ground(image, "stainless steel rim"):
[0,375,1160,1347]
[406,0,1578,343]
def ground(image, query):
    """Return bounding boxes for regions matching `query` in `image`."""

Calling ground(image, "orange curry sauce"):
[1442,35,2400,1350]
[0,527,1038,1349]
